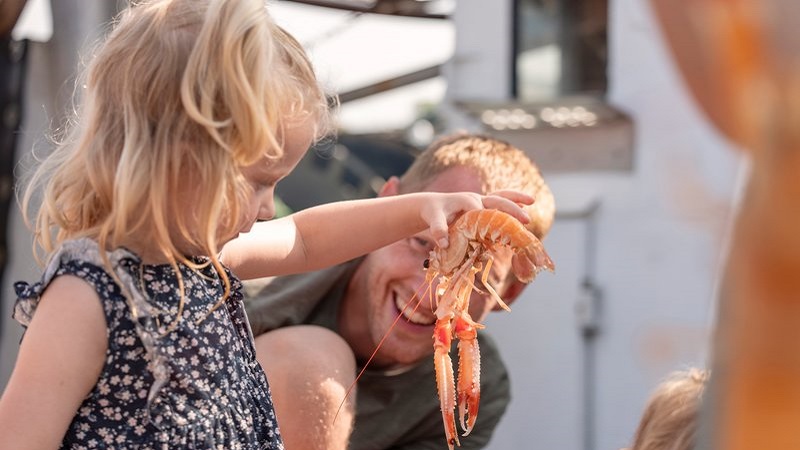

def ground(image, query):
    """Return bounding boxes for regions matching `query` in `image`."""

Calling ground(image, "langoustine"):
[423,209,554,449]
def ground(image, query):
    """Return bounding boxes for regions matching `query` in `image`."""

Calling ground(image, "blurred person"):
[246,133,556,450]
[625,368,709,450]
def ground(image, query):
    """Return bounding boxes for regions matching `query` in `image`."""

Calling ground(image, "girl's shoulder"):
[13,238,139,328]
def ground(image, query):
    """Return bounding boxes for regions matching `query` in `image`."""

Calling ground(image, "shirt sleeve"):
[243,261,356,336]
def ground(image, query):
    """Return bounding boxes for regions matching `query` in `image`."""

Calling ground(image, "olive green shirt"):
[245,260,511,450]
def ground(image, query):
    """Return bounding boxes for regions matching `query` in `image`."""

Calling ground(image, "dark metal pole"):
[0,0,29,357]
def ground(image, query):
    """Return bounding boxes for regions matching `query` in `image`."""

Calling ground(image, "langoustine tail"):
[512,237,555,283]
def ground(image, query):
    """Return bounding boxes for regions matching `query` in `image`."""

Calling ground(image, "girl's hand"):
[420,190,534,249]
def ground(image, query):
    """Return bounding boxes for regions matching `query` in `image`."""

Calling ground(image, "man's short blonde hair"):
[399,133,555,239]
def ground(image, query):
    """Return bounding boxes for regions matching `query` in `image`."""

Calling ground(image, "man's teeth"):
[394,294,435,326]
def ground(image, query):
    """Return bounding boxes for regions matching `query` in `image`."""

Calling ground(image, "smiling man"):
[245,133,555,450]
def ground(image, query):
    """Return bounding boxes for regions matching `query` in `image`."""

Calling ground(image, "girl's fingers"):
[481,195,531,223]
[426,211,451,249]
[485,190,535,206]
[433,190,533,243]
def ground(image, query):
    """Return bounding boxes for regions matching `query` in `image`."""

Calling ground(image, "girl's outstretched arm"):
[0,276,107,450]
[223,190,532,280]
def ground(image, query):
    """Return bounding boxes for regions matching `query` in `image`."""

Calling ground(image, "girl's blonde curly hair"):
[21,0,332,315]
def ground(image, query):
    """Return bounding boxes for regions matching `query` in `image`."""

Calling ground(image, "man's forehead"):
[421,166,484,194]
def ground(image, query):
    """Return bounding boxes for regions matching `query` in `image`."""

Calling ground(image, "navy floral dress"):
[13,238,283,450]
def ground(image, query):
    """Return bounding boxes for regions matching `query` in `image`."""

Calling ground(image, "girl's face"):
[238,119,315,233]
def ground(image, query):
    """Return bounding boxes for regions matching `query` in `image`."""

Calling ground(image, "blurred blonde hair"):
[21,0,331,314]
[629,368,710,450]
[399,133,555,240]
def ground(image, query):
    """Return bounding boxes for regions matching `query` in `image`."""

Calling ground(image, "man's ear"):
[378,176,401,198]
[491,278,527,312]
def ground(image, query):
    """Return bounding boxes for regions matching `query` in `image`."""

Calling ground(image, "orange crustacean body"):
[424,209,554,449]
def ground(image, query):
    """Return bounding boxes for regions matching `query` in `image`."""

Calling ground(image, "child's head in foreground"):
[24,0,332,265]
[627,368,709,450]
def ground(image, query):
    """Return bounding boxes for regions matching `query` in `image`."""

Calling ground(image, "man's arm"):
[254,326,356,450]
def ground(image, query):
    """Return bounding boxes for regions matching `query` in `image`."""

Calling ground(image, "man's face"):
[340,166,517,368]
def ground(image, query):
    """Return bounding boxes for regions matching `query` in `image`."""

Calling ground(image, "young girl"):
[0,0,531,449]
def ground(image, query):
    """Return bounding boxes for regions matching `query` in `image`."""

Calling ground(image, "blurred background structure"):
[0,1,745,449]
